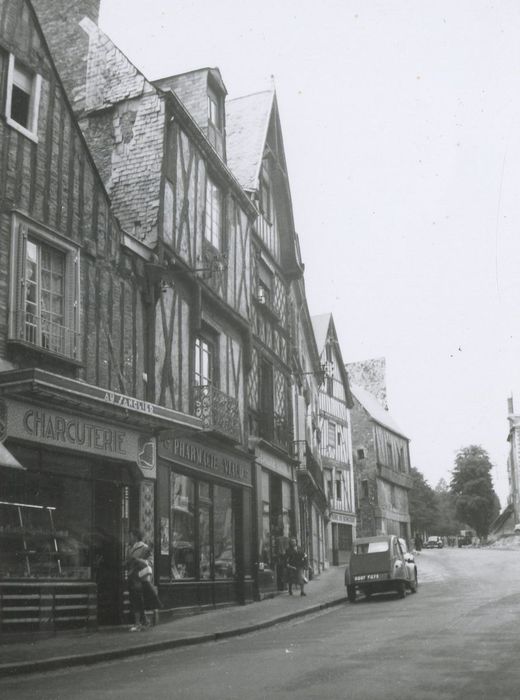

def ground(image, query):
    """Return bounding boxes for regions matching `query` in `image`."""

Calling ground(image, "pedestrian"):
[285,538,308,596]
[125,528,162,631]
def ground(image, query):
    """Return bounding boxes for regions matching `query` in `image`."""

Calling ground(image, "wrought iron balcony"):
[13,308,80,361]
[192,384,242,443]
[293,440,325,493]
[253,411,292,452]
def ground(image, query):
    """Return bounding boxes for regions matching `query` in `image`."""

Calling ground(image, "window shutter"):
[65,250,80,359]
[13,223,28,340]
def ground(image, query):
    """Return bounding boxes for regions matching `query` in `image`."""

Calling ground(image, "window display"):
[163,470,236,582]
[0,501,62,578]
[170,474,195,579]
[213,485,234,579]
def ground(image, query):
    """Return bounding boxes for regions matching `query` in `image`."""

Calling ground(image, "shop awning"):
[0,442,26,470]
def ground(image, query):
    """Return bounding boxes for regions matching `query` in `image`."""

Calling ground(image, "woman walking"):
[285,538,308,596]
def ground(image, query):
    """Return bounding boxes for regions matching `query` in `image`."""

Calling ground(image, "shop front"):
[0,369,201,636]
[252,444,298,598]
[156,435,254,611]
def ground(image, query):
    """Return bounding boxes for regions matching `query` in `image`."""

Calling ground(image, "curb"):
[0,597,346,679]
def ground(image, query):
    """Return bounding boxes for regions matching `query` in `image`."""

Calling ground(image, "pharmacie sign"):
[158,437,252,487]
[3,399,145,463]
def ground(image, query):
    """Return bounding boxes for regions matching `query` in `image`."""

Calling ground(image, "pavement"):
[0,566,346,678]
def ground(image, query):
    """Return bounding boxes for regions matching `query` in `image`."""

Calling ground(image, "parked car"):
[345,535,418,602]
[424,536,444,549]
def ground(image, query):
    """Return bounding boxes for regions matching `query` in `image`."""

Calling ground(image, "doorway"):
[93,481,133,625]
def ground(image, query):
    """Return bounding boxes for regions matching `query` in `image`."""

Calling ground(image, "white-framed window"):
[207,88,221,130]
[205,178,222,249]
[5,54,42,142]
[9,214,81,361]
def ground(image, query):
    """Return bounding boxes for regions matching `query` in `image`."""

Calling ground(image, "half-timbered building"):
[227,91,303,595]
[290,266,328,576]
[0,0,206,634]
[312,314,356,566]
[30,0,257,612]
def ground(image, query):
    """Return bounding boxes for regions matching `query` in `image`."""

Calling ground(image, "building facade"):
[348,359,412,540]
[312,314,356,566]
[227,91,303,596]
[290,260,327,575]
[5,0,258,629]
[0,0,199,633]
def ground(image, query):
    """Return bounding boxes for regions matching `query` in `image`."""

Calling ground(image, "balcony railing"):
[293,440,324,492]
[192,384,242,443]
[252,411,292,452]
[13,309,80,361]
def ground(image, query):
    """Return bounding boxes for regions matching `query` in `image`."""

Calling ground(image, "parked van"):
[344,535,418,602]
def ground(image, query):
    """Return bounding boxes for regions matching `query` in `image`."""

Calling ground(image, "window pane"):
[205,180,221,249]
[214,485,235,579]
[170,473,195,579]
[11,84,30,128]
[199,481,211,580]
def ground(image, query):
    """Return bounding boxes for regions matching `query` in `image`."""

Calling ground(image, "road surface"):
[2,546,520,699]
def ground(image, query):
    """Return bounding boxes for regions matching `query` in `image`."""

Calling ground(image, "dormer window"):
[5,54,41,141]
[207,88,222,130]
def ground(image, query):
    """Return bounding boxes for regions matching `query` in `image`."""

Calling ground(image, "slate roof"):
[350,384,409,440]
[226,90,274,191]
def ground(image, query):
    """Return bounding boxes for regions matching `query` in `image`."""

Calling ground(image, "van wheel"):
[347,585,356,603]
[397,581,406,599]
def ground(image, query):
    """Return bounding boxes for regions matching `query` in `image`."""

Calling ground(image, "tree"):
[450,446,500,539]
[434,479,464,536]
[408,467,438,535]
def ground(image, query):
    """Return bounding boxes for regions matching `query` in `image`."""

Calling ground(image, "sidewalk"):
[0,567,346,678]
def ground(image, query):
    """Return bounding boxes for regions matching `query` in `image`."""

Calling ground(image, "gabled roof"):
[351,384,409,440]
[311,313,353,408]
[311,314,332,355]
[226,90,274,191]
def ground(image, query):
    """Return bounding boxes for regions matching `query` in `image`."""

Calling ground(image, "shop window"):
[5,54,42,141]
[0,471,92,580]
[205,178,222,250]
[9,215,81,361]
[214,484,235,579]
[199,481,211,580]
[166,472,236,581]
[170,474,196,579]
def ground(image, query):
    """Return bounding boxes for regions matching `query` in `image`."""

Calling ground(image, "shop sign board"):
[255,446,293,480]
[158,437,252,487]
[330,511,356,525]
[2,399,156,478]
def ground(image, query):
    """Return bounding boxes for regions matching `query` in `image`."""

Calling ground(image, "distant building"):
[347,360,412,540]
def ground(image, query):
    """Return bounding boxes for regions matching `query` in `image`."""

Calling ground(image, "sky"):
[99,0,520,505]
